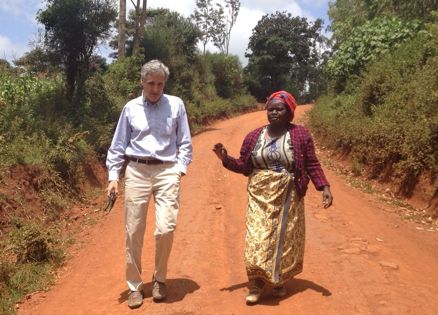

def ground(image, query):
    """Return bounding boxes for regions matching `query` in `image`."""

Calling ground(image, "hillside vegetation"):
[309,2,438,213]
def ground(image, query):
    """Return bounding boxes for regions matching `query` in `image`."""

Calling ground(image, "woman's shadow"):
[220,277,331,305]
[118,278,200,304]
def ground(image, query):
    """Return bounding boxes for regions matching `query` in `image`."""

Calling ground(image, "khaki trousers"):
[124,161,181,292]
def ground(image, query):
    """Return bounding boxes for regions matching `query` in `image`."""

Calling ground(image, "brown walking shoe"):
[127,290,143,309]
[152,278,167,302]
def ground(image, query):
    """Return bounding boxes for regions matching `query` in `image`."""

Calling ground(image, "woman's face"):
[267,101,291,126]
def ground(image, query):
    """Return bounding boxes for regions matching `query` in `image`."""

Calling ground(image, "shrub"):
[7,221,65,265]
[325,16,422,90]
[310,19,438,197]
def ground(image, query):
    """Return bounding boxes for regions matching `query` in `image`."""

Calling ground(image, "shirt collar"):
[142,92,163,106]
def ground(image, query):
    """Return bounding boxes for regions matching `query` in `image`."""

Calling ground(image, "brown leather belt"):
[128,156,166,164]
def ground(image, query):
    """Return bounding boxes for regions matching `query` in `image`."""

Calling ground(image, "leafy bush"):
[0,260,55,315]
[0,75,59,139]
[311,19,438,197]
[103,55,144,103]
[204,53,243,99]
[325,16,421,90]
[0,221,65,314]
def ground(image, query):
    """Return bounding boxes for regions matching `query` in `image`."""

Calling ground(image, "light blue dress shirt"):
[106,94,192,181]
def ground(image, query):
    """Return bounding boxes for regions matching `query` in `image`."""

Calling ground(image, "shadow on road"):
[118,278,200,304]
[262,278,332,306]
[220,277,331,305]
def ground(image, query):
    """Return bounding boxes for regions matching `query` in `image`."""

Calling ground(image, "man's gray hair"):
[141,59,170,81]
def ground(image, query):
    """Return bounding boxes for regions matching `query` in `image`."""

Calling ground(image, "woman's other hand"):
[322,186,333,208]
[213,143,228,161]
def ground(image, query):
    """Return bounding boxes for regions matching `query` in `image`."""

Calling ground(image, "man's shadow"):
[118,278,200,304]
[220,278,331,305]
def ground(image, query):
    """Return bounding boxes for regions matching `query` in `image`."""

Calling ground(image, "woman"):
[213,90,333,305]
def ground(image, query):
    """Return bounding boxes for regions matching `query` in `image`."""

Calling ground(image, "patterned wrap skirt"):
[244,169,305,285]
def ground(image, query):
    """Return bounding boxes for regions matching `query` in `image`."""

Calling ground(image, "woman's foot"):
[246,279,265,305]
[272,285,287,298]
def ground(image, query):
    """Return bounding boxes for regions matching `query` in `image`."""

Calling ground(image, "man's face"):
[141,71,166,104]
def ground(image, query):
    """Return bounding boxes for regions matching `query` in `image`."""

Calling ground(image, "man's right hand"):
[106,180,119,197]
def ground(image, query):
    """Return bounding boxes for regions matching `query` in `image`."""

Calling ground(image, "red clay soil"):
[18,105,438,315]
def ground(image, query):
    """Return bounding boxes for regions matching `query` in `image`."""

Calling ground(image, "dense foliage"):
[325,16,421,90]
[311,4,438,201]
[328,0,438,43]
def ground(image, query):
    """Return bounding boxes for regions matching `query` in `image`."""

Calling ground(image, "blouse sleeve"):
[304,131,330,190]
[222,131,257,176]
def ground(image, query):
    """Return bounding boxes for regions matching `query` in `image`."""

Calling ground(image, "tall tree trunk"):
[132,0,147,56]
[118,0,126,59]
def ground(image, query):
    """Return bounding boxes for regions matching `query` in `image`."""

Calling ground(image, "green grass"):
[0,262,54,315]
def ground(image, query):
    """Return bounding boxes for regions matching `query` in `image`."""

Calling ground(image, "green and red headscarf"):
[266,90,297,120]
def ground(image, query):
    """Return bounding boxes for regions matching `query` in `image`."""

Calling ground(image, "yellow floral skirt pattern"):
[245,169,305,285]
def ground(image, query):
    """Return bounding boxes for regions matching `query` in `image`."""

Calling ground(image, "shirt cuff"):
[108,170,120,181]
[176,163,187,175]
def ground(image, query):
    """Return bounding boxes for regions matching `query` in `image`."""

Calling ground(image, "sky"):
[0,0,331,66]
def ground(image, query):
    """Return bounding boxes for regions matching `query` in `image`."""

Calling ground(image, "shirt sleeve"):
[106,105,131,181]
[175,101,192,174]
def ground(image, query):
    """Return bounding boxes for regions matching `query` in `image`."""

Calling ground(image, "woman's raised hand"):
[212,143,228,161]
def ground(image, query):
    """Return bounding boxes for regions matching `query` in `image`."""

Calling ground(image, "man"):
[106,59,192,309]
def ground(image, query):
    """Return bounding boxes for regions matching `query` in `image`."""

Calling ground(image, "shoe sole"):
[152,295,166,303]
[128,302,143,309]
[246,299,259,306]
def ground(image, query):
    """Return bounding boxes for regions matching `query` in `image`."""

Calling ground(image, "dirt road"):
[19,105,438,315]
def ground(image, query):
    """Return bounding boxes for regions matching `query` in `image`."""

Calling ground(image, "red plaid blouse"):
[222,123,330,199]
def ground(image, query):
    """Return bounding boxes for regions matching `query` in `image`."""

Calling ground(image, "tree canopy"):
[139,9,202,100]
[244,11,325,102]
[37,0,117,99]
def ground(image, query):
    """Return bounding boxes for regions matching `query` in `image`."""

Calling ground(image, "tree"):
[212,0,240,55]
[14,47,61,75]
[131,0,147,55]
[192,0,224,55]
[118,0,126,58]
[38,0,117,100]
[140,9,201,100]
[206,52,242,98]
[244,11,325,101]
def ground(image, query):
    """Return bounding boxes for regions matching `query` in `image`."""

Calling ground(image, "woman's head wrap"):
[266,90,297,116]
